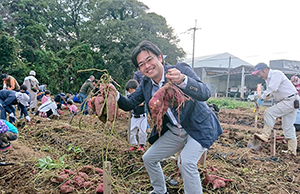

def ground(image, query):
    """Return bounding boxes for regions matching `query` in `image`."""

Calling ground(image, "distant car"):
[247,91,264,101]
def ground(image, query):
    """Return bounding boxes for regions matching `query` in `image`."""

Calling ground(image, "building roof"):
[183,52,253,69]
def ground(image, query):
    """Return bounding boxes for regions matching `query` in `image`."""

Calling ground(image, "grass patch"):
[207,97,255,109]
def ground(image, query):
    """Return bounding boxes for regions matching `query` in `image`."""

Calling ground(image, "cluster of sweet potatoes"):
[89,83,118,123]
[203,166,234,189]
[149,82,191,134]
[51,165,104,193]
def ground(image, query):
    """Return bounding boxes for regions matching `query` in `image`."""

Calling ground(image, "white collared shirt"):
[151,69,188,127]
[262,69,297,101]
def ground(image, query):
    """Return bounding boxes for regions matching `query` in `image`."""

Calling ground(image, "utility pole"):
[226,57,232,97]
[185,20,201,70]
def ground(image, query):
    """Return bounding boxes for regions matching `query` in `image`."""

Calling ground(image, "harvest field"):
[0,102,299,194]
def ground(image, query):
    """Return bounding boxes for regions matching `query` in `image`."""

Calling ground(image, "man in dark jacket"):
[0,88,31,123]
[116,40,223,194]
[78,75,95,114]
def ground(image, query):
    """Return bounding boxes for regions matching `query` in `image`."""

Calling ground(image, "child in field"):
[0,119,18,151]
[125,79,147,151]
[41,90,51,104]
[36,97,60,119]
[67,99,78,116]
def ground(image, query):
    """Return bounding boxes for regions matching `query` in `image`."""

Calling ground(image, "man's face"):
[256,68,268,80]
[137,50,163,83]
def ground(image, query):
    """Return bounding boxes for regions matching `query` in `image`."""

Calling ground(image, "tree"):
[0,32,25,77]
[87,0,185,88]
[0,0,186,93]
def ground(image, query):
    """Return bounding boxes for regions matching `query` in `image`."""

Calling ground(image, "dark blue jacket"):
[0,90,28,117]
[0,90,18,114]
[133,70,144,84]
[118,63,223,148]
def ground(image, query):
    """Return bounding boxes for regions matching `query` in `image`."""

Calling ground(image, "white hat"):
[29,70,36,76]
[15,92,30,106]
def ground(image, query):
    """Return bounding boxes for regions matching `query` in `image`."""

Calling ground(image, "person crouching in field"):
[67,99,78,116]
[36,96,60,119]
[0,119,18,151]
[41,90,51,104]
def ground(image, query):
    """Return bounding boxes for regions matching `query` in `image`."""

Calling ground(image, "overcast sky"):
[139,0,300,65]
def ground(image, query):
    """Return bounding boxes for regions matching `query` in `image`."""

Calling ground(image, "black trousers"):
[294,124,300,132]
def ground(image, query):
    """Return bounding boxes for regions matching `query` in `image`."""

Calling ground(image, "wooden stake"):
[270,129,276,156]
[199,151,207,167]
[103,161,112,194]
[127,112,131,143]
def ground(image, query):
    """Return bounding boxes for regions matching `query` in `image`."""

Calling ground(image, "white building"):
[183,53,300,98]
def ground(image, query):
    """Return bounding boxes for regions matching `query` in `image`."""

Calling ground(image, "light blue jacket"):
[2,119,18,133]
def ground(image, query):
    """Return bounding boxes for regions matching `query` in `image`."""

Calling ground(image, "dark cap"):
[251,63,268,75]
[1,74,7,79]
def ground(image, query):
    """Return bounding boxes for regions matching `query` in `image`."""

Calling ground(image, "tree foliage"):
[0,0,185,93]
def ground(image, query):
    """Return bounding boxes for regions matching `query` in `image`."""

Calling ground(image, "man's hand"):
[165,68,185,84]
[257,98,264,106]
[109,83,118,93]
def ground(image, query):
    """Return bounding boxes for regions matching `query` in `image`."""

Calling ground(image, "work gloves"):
[25,116,31,122]
[256,98,264,106]
[9,113,15,118]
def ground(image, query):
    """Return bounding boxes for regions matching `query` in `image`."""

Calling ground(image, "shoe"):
[148,191,168,194]
[254,133,268,142]
[138,145,145,152]
[0,143,12,151]
[129,147,137,151]
[282,139,297,156]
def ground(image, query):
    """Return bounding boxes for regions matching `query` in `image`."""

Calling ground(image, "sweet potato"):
[96,183,104,194]
[73,175,85,189]
[95,167,104,174]
[78,172,89,180]
[83,181,94,188]
[60,181,74,194]
[149,83,191,135]
[90,83,118,123]
[61,169,75,175]
[51,174,69,183]
[203,173,234,189]
[56,166,104,193]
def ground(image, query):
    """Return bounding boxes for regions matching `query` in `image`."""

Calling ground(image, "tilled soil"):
[0,106,299,194]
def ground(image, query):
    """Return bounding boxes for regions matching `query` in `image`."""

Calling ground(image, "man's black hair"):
[1,74,7,79]
[125,79,138,91]
[131,40,164,68]
[45,90,51,95]
[20,84,27,91]
[67,99,73,105]
[54,95,61,103]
